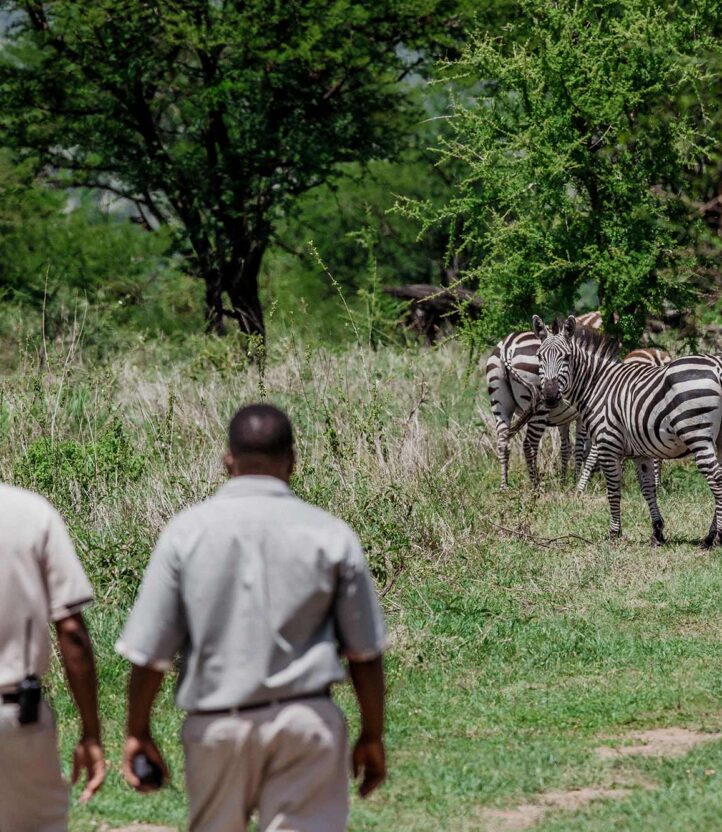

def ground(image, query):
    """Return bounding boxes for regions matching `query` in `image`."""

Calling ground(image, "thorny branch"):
[487,521,594,548]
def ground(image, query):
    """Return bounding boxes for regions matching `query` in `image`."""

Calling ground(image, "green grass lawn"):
[5,339,722,830]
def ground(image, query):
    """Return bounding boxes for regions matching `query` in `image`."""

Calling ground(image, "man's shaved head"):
[228,403,294,464]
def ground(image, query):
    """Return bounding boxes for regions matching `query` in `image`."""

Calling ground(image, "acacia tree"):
[0,1,468,338]
[404,0,720,346]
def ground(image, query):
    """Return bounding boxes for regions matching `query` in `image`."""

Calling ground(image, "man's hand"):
[55,612,105,803]
[124,663,168,792]
[353,735,386,797]
[122,734,169,793]
[72,736,106,803]
[348,656,386,797]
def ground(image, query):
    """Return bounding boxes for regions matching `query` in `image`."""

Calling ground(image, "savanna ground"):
[5,331,722,832]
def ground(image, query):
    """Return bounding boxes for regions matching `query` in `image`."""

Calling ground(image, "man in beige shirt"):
[0,483,106,832]
[118,403,387,832]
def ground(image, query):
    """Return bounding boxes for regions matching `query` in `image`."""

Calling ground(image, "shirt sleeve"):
[42,508,94,622]
[115,526,187,672]
[334,529,387,661]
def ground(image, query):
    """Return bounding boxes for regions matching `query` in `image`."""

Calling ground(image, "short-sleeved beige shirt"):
[0,484,94,691]
[117,476,387,711]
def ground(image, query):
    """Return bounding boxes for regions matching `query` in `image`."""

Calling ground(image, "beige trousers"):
[0,702,69,832]
[182,697,349,832]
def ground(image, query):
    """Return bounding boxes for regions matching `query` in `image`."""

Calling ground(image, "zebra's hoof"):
[609,530,622,541]
[651,523,665,546]
[701,533,721,549]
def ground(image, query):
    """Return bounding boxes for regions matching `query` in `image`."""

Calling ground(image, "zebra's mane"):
[567,320,622,362]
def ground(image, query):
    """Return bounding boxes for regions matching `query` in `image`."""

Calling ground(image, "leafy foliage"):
[14,419,144,509]
[0,0,472,337]
[408,0,721,346]
[0,151,196,345]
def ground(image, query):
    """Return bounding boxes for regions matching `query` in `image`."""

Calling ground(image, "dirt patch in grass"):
[674,616,722,641]
[478,787,634,831]
[596,727,722,759]
[102,826,176,832]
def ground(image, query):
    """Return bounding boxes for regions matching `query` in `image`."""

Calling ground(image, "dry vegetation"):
[3,335,722,830]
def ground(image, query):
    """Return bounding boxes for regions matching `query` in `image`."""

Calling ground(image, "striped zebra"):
[532,314,722,546]
[576,347,672,492]
[624,347,672,367]
[485,311,601,489]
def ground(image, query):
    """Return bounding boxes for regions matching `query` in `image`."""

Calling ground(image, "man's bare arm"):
[348,656,386,797]
[123,663,169,791]
[55,612,106,803]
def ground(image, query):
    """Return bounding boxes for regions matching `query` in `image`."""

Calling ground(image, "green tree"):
[0,0,472,340]
[407,0,720,346]
[0,153,182,339]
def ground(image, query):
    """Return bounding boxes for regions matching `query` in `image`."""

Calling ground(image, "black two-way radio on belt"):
[17,618,41,725]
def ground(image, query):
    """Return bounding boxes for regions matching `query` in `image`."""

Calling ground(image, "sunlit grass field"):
[4,336,722,831]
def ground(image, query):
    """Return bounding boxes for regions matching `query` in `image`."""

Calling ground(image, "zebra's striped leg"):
[559,424,571,480]
[599,452,623,538]
[690,441,722,547]
[574,421,588,478]
[577,442,599,493]
[654,459,662,491]
[634,457,665,545]
[523,413,548,489]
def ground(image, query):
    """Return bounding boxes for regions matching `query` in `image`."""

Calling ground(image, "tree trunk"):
[204,272,226,335]
[198,238,267,341]
[226,241,266,340]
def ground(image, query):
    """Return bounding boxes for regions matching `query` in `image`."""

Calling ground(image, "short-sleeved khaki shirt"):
[0,484,93,691]
[117,476,387,711]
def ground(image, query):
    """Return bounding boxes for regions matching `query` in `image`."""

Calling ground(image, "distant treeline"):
[0,0,720,350]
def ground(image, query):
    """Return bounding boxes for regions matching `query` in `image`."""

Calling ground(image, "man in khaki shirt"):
[0,483,106,832]
[118,403,387,832]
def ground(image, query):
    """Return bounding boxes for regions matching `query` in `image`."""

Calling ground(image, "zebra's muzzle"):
[542,380,560,408]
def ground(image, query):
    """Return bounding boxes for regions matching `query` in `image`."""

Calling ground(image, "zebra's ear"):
[532,315,548,342]
[563,315,576,341]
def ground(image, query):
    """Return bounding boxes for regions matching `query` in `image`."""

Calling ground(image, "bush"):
[406,0,720,347]
[14,419,144,508]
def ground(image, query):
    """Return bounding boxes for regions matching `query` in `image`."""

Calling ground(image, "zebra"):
[532,314,722,546]
[576,310,603,330]
[624,347,672,367]
[576,347,672,492]
[485,311,601,489]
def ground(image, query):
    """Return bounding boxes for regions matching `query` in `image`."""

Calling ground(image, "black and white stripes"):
[485,330,581,488]
[576,347,671,492]
[533,314,722,546]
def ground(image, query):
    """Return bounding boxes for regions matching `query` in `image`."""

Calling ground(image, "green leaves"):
[414,0,720,346]
[0,0,474,335]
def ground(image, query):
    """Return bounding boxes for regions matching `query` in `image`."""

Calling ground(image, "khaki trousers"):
[182,697,349,832]
[0,702,69,832]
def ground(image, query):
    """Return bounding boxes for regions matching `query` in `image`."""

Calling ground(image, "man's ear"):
[563,315,576,341]
[532,315,548,342]
[223,452,235,475]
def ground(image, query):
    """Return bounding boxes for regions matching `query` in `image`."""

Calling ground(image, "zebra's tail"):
[498,345,543,438]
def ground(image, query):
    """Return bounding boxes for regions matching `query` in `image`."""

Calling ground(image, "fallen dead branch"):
[488,521,594,548]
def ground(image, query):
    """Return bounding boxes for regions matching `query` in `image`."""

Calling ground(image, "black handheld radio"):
[18,674,41,725]
[131,753,164,790]
[18,619,41,725]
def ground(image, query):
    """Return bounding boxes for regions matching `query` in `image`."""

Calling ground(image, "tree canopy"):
[0,0,471,339]
[403,0,721,347]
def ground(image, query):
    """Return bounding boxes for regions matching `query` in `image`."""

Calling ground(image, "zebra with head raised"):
[485,310,601,489]
[576,346,672,492]
[533,314,722,546]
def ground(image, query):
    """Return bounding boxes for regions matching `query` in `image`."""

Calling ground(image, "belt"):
[191,688,331,717]
[1,691,20,704]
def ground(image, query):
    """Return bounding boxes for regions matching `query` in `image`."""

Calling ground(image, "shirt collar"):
[216,475,292,499]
